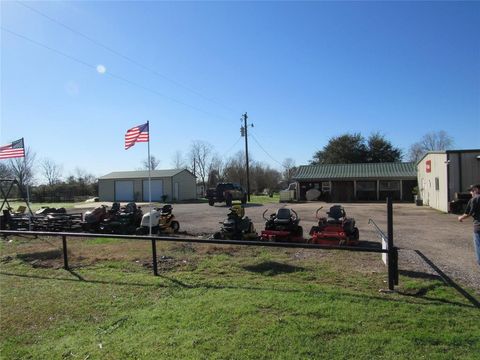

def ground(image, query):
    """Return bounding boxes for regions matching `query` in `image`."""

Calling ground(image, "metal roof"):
[293,162,416,181]
[99,169,193,180]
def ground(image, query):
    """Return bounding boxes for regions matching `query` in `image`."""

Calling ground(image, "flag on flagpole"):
[125,122,149,150]
[0,138,25,159]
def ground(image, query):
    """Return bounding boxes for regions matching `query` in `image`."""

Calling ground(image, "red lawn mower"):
[309,205,359,246]
[260,207,304,242]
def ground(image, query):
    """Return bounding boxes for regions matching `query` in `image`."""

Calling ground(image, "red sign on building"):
[426,160,431,173]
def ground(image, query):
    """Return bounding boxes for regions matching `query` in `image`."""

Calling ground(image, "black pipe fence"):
[0,199,399,290]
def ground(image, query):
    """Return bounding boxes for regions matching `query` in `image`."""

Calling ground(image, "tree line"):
[0,130,453,201]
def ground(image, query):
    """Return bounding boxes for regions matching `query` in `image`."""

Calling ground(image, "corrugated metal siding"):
[293,162,416,180]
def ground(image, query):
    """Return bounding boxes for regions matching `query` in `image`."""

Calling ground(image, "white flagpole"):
[147,121,152,236]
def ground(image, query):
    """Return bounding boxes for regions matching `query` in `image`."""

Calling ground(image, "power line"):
[16,1,240,115]
[249,132,284,167]
[222,136,243,157]
[1,27,231,121]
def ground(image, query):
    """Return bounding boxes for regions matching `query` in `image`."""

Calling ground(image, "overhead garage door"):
[115,180,134,201]
[143,179,163,201]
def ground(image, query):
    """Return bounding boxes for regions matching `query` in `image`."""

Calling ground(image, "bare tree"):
[282,158,297,184]
[223,151,247,186]
[189,141,213,190]
[0,162,13,179]
[41,158,63,185]
[207,155,224,187]
[8,147,36,189]
[408,130,454,162]
[171,150,186,169]
[73,167,96,185]
[142,155,160,170]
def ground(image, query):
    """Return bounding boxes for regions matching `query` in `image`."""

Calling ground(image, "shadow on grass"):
[243,261,306,276]
[410,250,480,309]
[16,250,63,262]
[1,269,476,309]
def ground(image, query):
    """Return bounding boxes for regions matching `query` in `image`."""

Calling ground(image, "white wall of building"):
[417,153,449,212]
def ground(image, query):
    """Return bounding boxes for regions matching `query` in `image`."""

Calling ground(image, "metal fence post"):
[393,247,399,285]
[151,238,158,276]
[62,235,69,270]
[387,197,395,290]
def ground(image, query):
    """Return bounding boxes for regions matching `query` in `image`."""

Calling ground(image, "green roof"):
[99,169,193,180]
[293,162,416,180]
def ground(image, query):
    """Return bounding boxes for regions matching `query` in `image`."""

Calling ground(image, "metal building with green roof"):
[293,162,417,202]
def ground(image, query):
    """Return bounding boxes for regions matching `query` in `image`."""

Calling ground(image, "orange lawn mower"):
[309,205,360,246]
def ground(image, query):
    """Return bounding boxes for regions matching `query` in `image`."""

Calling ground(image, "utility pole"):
[242,112,251,202]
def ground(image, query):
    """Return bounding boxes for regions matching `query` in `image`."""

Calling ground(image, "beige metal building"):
[417,149,480,212]
[98,169,196,202]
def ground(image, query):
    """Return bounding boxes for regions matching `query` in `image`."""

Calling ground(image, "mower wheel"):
[351,228,359,241]
[296,226,303,237]
[208,199,214,206]
[171,221,180,233]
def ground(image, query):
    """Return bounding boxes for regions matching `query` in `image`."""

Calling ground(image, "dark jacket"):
[465,195,480,233]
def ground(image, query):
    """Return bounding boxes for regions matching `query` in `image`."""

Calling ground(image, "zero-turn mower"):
[260,207,304,242]
[309,205,359,246]
[213,204,257,240]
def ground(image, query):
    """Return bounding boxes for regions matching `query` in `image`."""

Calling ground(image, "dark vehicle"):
[260,207,303,242]
[449,192,472,214]
[309,205,359,246]
[206,183,247,207]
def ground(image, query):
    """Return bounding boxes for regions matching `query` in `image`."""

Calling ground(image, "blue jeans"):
[474,232,480,266]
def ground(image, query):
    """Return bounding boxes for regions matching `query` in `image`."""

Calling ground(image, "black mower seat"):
[274,208,293,225]
[326,205,345,224]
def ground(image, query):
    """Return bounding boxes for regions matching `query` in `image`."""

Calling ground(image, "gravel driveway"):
[75,201,480,293]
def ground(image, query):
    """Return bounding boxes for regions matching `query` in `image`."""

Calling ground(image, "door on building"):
[143,179,163,201]
[402,180,417,202]
[331,181,354,202]
[115,180,134,201]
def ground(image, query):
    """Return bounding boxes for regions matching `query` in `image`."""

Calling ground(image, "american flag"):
[125,122,149,150]
[0,138,25,160]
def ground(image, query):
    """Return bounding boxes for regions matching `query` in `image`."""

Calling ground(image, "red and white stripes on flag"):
[125,122,149,150]
[0,138,25,160]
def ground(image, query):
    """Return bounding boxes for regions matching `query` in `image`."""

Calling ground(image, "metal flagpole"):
[22,138,32,230]
[147,121,152,236]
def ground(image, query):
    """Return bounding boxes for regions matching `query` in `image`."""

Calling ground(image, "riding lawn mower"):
[213,205,257,240]
[260,207,304,242]
[309,205,359,246]
[99,202,143,235]
[136,204,180,235]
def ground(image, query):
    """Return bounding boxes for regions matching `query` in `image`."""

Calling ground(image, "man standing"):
[458,184,480,266]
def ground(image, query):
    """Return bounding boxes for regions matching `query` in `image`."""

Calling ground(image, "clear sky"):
[1,1,479,183]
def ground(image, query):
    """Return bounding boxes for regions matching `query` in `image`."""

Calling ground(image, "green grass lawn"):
[0,237,479,359]
[3,201,80,212]
[248,193,280,204]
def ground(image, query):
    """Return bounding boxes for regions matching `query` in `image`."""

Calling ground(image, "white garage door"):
[143,179,163,201]
[115,180,134,201]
